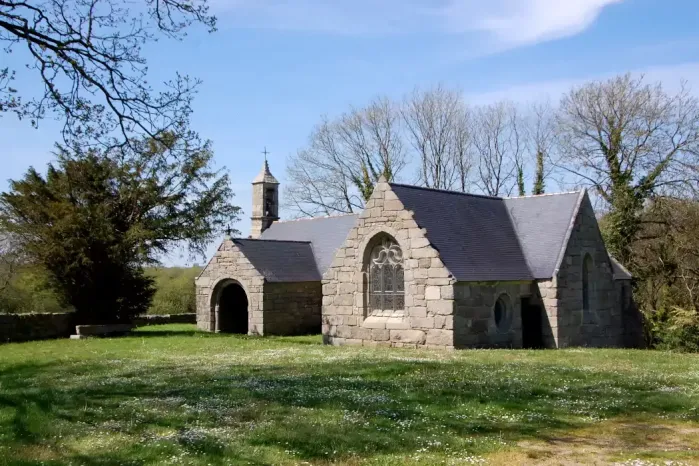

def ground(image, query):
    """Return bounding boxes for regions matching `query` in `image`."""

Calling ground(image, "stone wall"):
[554,192,622,347]
[534,279,560,348]
[133,313,196,326]
[263,282,322,335]
[322,180,456,349]
[195,239,265,335]
[453,282,529,348]
[540,282,567,348]
[616,280,645,348]
[250,177,278,239]
[0,313,75,343]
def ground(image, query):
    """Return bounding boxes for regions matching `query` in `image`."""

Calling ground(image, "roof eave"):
[551,189,586,278]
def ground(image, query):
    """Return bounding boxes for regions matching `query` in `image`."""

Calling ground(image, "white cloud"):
[212,0,622,47]
[442,0,623,45]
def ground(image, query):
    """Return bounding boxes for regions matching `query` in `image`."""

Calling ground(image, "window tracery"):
[368,239,404,312]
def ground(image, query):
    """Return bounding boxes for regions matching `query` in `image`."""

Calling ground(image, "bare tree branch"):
[0,0,216,149]
[471,101,523,196]
[402,85,471,190]
[285,97,407,217]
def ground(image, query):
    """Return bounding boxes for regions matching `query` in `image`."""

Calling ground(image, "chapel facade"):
[195,161,644,349]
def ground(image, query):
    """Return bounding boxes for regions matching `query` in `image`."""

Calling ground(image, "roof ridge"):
[503,190,581,200]
[389,183,503,200]
[502,204,535,279]
[306,241,323,280]
[609,254,632,279]
[233,238,312,244]
[272,213,359,224]
[552,189,587,275]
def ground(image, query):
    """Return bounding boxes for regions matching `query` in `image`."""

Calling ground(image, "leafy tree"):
[532,150,545,195]
[517,166,526,196]
[526,101,555,196]
[0,135,239,323]
[628,197,699,350]
[556,74,699,265]
[0,263,72,314]
[0,0,215,149]
[147,266,201,315]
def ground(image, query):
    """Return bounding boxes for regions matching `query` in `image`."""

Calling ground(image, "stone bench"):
[70,324,134,339]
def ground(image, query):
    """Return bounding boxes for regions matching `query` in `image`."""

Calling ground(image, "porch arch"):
[211,279,249,334]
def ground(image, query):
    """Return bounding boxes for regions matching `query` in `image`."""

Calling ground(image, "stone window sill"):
[369,309,406,318]
[362,312,409,330]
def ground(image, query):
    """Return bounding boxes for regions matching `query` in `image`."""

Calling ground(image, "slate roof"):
[610,256,632,280]
[503,192,582,279]
[225,183,601,283]
[259,214,359,274]
[391,184,585,280]
[232,239,320,282]
[390,184,534,281]
[252,160,280,184]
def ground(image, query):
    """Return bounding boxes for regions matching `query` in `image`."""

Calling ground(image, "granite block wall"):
[554,193,622,348]
[195,239,265,335]
[322,180,456,349]
[453,282,529,348]
[533,279,560,348]
[263,282,322,335]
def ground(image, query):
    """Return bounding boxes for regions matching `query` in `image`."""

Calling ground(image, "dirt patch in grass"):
[507,420,699,465]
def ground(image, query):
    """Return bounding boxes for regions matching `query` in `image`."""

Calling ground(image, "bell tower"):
[250,155,279,239]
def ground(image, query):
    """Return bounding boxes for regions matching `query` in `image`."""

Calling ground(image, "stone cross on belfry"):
[261,146,270,161]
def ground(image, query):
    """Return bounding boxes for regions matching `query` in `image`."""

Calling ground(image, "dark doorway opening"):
[218,283,248,334]
[521,297,544,349]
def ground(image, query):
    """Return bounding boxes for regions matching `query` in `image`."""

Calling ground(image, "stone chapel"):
[195,161,644,349]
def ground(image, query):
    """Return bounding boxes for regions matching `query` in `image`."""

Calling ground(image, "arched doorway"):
[215,281,249,334]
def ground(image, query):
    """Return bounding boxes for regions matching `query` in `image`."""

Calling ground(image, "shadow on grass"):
[267,335,323,345]
[0,348,696,464]
[131,329,202,338]
[131,324,203,338]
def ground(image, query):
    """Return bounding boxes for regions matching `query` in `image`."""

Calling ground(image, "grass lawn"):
[0,325,698,465]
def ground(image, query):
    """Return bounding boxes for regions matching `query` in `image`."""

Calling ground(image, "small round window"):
[494,295,512,332]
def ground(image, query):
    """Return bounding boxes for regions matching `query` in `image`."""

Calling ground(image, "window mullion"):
[367,239,404,314]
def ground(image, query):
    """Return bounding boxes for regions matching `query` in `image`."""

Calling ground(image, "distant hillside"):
[0,265,66,314]
[146,266,202,315]
[1,266,202,315]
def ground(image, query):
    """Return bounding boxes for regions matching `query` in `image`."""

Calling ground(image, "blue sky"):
[3,0,699,265]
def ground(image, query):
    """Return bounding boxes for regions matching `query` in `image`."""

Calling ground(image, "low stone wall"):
[0,313,75,343]
[133,313,196,327]
[0,312,196,344]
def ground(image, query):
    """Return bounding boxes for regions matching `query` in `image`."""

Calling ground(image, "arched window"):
[368,237,405,313]
[494,294,513,332]
[582,254,593,311]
